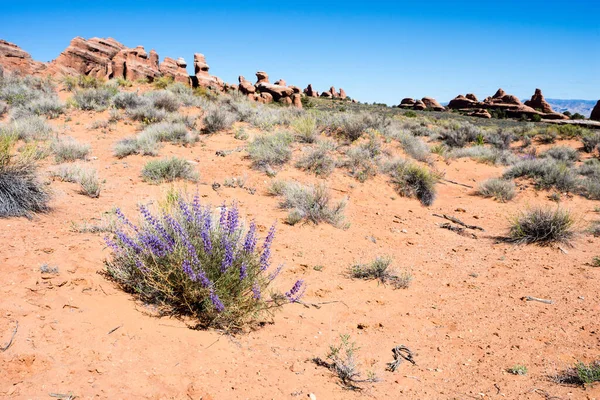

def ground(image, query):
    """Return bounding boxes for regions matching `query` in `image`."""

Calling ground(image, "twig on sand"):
[433,213,485,231]
[298,300,349,309]
[441,178,473,189]
[1,321,18,352]
[439,223,478,239]
[531,388,562,400]
[386,345,416,372]
[108,324,122,335]
[49,392,76,400]
[522,296,554,305]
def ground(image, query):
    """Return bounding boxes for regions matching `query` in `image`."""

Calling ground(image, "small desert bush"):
[0,75,55,107]
[291,115,319,143]
[0,139,50,217]
[582,132,600,153]
[440,121,482,148]
[397,132,430,162]
[152,76,174,89]
[126,104,169,124]
[168,113,197,130]
[335,113,371,142]
[504,158,578,192]
[167,83,199,107]
[72,87,117,111]
[485,129,514,150]
[63,75,105,91]
[202,105,237,133]
[477,178,515,202]
[507,207,575,245]
[295,142,336,177]
[78,169,101,198]
[247,131,294,170]
[581,178,600,200]
[270,181,347,227]
[13,95,64,119]
[386,160,438,206]
[145,90,180,112]
[50,164,101,198]
[451,146,517,166]
[51,137,90,162]
[349,256,412,289]
[1,115,53,142]
[315,334,378,390]
[114,77,133,87]
[552,361,600,386]
[343,133,383,182]
[138,122,195,145]
[112,92,146,109]
[507,365,528,376]
[141,157,198,184]
[105,198,304,329]
[541,146,580,163]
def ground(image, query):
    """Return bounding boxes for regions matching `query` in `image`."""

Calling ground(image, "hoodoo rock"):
[329,86,338,98]
[591,100,600,122]
[192,53,223,89]
[421,97,445,111]
[292,93,303,108]
[304,84,318,97]
[255,81,294,101]
[49,37,125,77]
[112,46,160,82]
[339,88,347,99]
[447,94,477,109]
[238,75,256,94]
[159,57,189,84]
[524,88,554,113]
[0,39,46,75]
[256,71,269,84]
[274,79,286,86]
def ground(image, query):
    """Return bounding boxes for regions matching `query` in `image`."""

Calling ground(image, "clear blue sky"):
[1,0,599,104]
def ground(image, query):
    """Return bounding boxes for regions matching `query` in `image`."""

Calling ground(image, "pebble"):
[309,394,317,400]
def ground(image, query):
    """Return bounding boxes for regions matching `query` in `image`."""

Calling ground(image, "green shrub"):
[553,361,600,385]
[270,181,347,227]
[507,365,528,376]
[78,169,101,198]
[507,207,575,245]
[1,115,53,142]
[105,198,303,329]
[126,104,169,124]
[504,159,578,192]
[295,142,336,177]
[440,122,482,148]
[582,132,600,153]
[141,157,198,184]
[247,131,294,170]
[291,115,319,143]
[113,92,146,109]
[349,256,412,289]
[152,76,174,89]
[397,132,430,162]
[51,137,90,162]
[72,87,116,111]
[145,90,180,112]
[541,146,580,163]
[386,160,438,206]
[477,178,515,202]
[202,105,237,133]
[13,95,64,119]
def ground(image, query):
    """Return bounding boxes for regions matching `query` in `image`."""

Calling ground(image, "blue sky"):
[1,0,599,104]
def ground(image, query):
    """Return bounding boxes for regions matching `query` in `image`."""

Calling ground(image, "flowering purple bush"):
[105,196,304,329]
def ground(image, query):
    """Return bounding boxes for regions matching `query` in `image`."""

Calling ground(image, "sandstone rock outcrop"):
[466,93,478,102]
[591,100,600,122]
[256,71,269,84]
[159,57,189,84]
[320,91,332,98]
[192,53,223,90]
[421,97,445,111]
[304,84,318,97]
[112,46,160,82]
[398,98,416,108]
[49,37,124,77]
[238,76,256,95]
[468,109,492,119]
[448,94,478,109]
[274,79,286,86]
[524,88,554,113]
[0,39,46,75]
[413,99,426,110]
[339,88,347,99]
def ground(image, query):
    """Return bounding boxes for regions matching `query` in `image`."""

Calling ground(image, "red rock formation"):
[320,91,332,98]
[291,93,302,108]
[254,71,293,101]
[339,88,347,99]
[329,86,338,98]
[398,98,416,108]
[591,100,600,121]
[255,71,269,84]
[303,84,318,97]
[447,95,477,109]
[0,39,46,75]
[112,46,160,82]
[413,100,426,110]
[289,86,301,94]
[421,97,445,111]
[274,79,286,86]
[524,88,554,113]
[238,76,256,94]
[468,109,492,119]
[466,93,478,102]
[159,57,189,84]
[192,53,222,90]
[49,37,125,77]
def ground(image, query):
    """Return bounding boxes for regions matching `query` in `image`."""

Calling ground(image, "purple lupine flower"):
[182,259,195,279]
[178,199,194,225]
[226,203,239,234]
[239,262,247,280]
[260,224,276,271]
[252,282,261,300]
[201,215,212,254]
[268,264,283,281]
[194,269,211,287]
[115,208,139,232]
[104,236,120,251]
[243,221,257,253]
[218,203,227,229]
[285,280,306,303]
[139,205,175,249]
[210,290,225,312]
[139,232,169,257]
[192,194,202,222]
[115,230,143,253]
[220,237,234,272]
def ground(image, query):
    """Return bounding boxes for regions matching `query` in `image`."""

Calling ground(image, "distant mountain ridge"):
[544,99,596,118]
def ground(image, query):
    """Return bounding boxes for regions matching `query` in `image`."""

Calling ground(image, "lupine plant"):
[105,196,304,330]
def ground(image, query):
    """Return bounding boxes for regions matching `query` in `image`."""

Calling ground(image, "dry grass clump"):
[247,131,294,171]
[504,158,578,192]
[269,180,347,227]
[541,146,580,163]
[451,146,518,166]
[114,122,196,159]
[295,141,336,177]
[202,105,237,133]
[385,159,438,206]
[477,178,515,202]
[0,115,54,142]
[291,115,319,143]
[349,256,412,289]
[51,137,90,162]
[50,164,102,198]
[551,361,600,386]
[507,207,575,245]
[581,132,600,153]
[141,157,198,184]
[72,87,117,111]
[343,133,383,182]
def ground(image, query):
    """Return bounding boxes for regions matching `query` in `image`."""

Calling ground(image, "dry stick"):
[439,223,478,239]
[386,345,416,371]
[522,296,554,304]
[441,178,473,189]
[1,321,18,352]
[432,213,485,231]
[299,300,349,309]
[108,324,122,335]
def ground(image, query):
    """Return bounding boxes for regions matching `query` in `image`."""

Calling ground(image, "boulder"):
[238,76,256,94]
[259,92,273,104]
[49,37,124,78]
[398,98,416,108]
[447,95,477,109]
[291,93,303,108]
[194,53,210,76]
[279,96,292,105]
[159,57,189,84]
[421,97,445,111]
[256,82,294,101]
[339,88,347,99]
[468,109,492,119]
[112,46,160,82]
[591,100,600,122]
[329,86,338,98]
[413,100,426,110]
[320,91,332,98]
[289,85,301,94]
[256,71,269,84]
[524,88,554,113]
[304,84,318,97]
[192,53,223,90]
[274,79,286,86]
[466,93,478,102]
